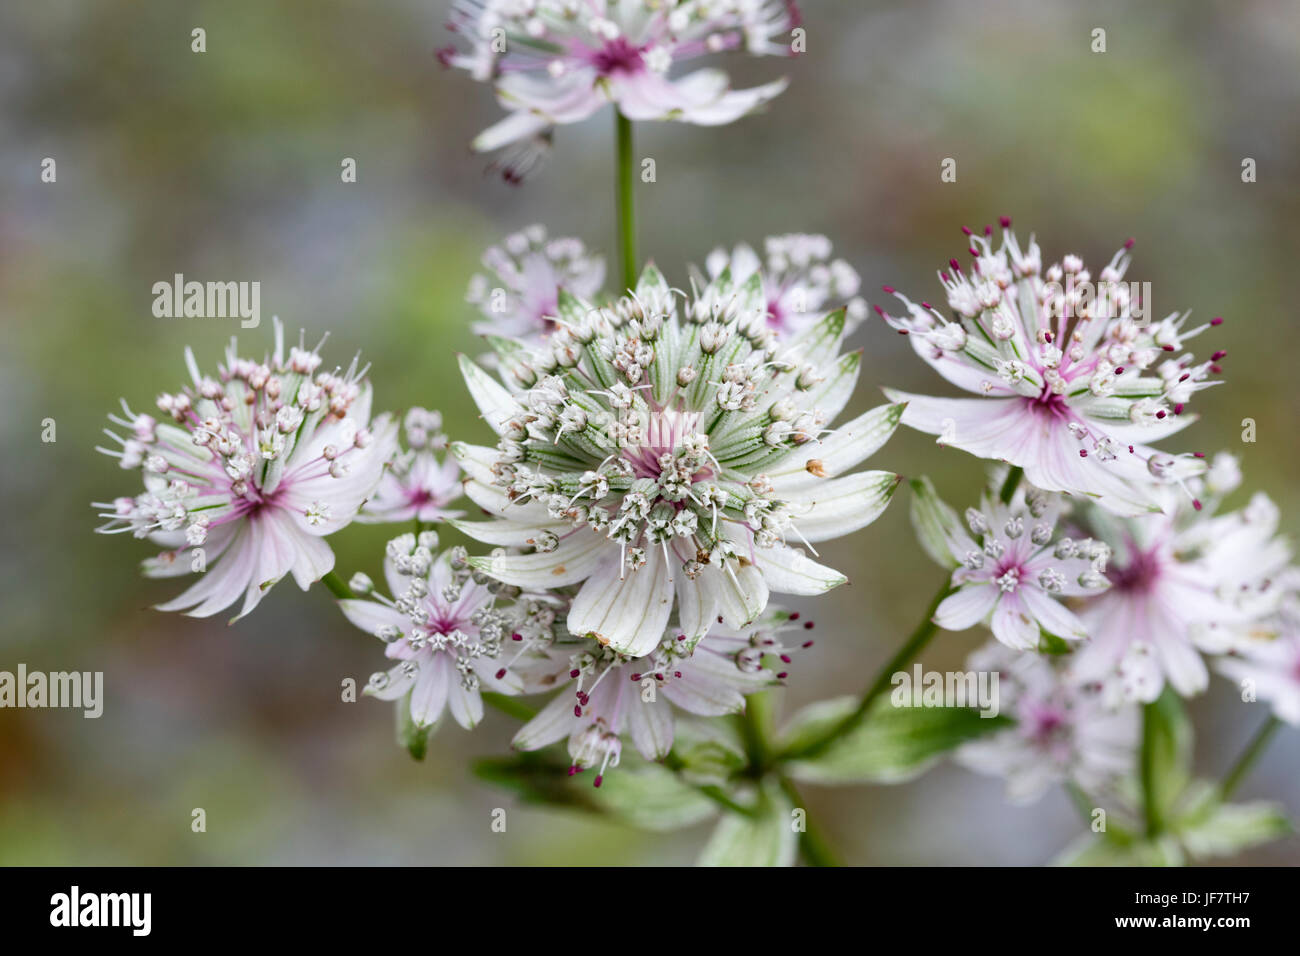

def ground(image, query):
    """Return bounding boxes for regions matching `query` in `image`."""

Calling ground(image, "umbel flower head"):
[1217,583,1300,726]
[453,264,902,658]
[955,640,1138,804]
[880,220,1218,515]
[94,320,397,620]
[513,608,808,785]
[357,408,464,524]
[341,537,559,730]
[1070,454,1293,702]
[467,225,605,346]
[930,481,1109,649]
[699,233,866,338]
[440,0,798,177]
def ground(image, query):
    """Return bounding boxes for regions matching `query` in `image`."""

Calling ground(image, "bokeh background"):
[2,0,1297,865]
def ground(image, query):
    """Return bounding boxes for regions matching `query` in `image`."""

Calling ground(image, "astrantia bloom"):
[1218,604,1300,726]
[513,609,808,784]
[1071,455,1292,702]
[94,321,397,619]
[453,264,901,657]
[881,220,1216,515]
[700,233,866,338]
[933,483,1109,649]
[467,225,605,346]
[358,408,464,525]
[341,538,559,729]
[441,0,797,171]
[956,640,1138,804]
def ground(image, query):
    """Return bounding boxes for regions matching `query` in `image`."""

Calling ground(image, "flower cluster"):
[341,535,561,729]
[1070,454,1292,701]
[956,640,1138,804]
[931,482,1110,650]
[881,221,1218,515]
[467,225,605,346]
[95,320,397,619]
[513,608,810,784]
[453,263,901,657]
[441,0,800,178]
[700,233,866,337]
[358,408,464,525]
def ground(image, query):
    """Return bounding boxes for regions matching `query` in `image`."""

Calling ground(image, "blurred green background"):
[2,0,1297,864]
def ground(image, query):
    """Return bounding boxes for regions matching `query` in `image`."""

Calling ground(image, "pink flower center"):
[591,38,644,75]
[1111,544,1163,594]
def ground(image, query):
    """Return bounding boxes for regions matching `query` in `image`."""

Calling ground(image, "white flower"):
[94,320,398,619]
[512,608,810,784]
[467,226,605,347]
[358,408,464,524]
[700,233,866,337]
[1217,595,1300,725]
[440,0,798,176]
[932,483,1107,649]
[1072,460,1293,702]
[340,539,560,730]
[956,640,1139,804]
[451,264,902,657]
[882,220,1218,515]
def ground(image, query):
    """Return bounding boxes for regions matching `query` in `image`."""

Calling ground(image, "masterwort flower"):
[94,320,397,619]
[699,233,866,338]
[1217,589,1300,726]
[955,640,1138,804]
[358,408,464,524]
[340,537,560,730]
[931,482,1109,650]
[1070,454,1293,702]
[441,0,798,177]
[513,608,811,784]
[880,220,1218,515]
[453,264,902,657]
[467,225,605,346]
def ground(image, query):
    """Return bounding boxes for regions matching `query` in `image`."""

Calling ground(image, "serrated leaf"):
[698,780,796,867]
[1053,832,1185,867]
[783,695,1010,785]
[1176,795,1292,859]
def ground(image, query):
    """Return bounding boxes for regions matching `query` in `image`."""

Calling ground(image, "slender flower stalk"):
[616,110,638,293]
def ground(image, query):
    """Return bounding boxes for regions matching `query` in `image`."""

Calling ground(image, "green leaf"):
[1053,832,1185,867]
[908,476,962,569]
[1141,688,1193,829]
[782,695,1010,785]
[1174,783,1292,859]
[698,780,797,867]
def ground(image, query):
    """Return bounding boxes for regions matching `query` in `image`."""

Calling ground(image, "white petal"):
[766,403,905,492]
[756,543,847,595]
[787,470,901,543]
[458,355,523,436]
[933,585,998,631]
[469,532,607,588]
[568,547,674,657]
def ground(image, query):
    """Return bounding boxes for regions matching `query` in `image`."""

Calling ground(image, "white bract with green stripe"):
[452,264,902,658]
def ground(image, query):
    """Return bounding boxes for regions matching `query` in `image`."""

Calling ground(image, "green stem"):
[778,776,841,867]
[1221,715,1281,799]
[481,692,537,723]
[614,110,637,292]
[662,752,759,818]
[321,571,354,600]
[1139,700,1163,837]
[780,580,953,762]
[999,465,1024,504]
